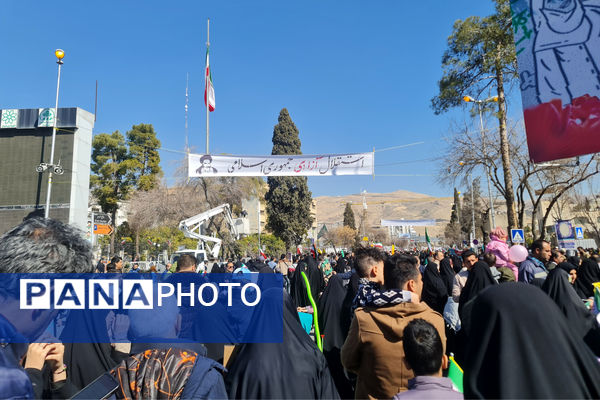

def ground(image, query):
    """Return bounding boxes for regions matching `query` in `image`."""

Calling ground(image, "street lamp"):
[42,49,65,218]
[459,161,476,245]
[464,94,498,229]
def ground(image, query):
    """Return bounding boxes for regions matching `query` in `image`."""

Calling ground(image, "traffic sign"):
[575,226,584,239]
[511,229,524,243]
[93,212,112,225]
[94,224,113,235]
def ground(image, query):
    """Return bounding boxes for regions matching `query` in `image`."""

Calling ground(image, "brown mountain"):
[315,190,453,239]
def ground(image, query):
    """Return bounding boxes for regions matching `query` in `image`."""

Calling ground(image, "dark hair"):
[461,250,476,261]
[551,249,563,261]
[280,254,286,260]
[482,252,496,267]
[110,256,122,264]
[530,239,548,253]
[177,254,197,271]
[106,262,117,273]
[403,318,443,376]
[355,247,386,278]
[0,218,92,274]
[384,255,419,290]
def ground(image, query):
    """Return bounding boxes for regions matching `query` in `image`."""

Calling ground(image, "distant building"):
[0,107,94,234]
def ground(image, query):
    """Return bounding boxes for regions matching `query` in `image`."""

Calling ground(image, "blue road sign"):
[511,229,525,243]
[575,226,584,239]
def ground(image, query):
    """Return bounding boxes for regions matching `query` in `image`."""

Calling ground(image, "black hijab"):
[575,258,600,299]
[317,275,354,399]
[463,283,600,399]
[458,261,496,319]
[62,310,120,390]
[421,262,448,314]
[335,257,347,274]
[225,291,340,399]
[292,256,324,307]
[451,254,463,274]
[439,257,455,296]
[543,268,600,356]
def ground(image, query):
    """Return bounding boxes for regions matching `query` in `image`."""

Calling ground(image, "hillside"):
[315,190,453,239]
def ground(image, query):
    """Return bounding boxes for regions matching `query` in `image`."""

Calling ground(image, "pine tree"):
[265,109,313,249]
[432,0,518,231]
[90,131,134,253]
[126,124,162,191]
[445,187,463,245]
[343,203,356,230]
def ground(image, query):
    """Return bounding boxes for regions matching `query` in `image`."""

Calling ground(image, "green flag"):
[317,225,328,239]
[448,355,464,393]
[425,228,433,253]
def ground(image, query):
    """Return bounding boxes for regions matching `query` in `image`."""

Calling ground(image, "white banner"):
[381,219,436,227]
[188,152,374,177]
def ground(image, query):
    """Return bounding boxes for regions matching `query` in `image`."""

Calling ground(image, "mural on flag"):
[188,152,374,177]
[510,0,600,163]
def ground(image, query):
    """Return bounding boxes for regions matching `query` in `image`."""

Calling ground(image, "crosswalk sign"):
[511,229,525,243]
[575,226,584,239]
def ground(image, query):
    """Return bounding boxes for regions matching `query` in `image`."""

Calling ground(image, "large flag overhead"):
[204,46,215,112]
[510,1,600,162]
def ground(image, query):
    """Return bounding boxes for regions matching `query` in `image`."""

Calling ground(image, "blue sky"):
[0,0,520,198]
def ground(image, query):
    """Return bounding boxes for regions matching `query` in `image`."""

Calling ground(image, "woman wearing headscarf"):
[458,261,496,320]
[421,259,449,314]
[575,258,600,299]
[292,255,324,308]
[463,283,600,399]
[439,257,455,296]
[225,291,340,399]
[485,227,517,281]
[556,260,578,285]
[318,275,354,399]
[542,267,600,356]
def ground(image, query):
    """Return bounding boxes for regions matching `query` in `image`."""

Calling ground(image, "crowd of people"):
[1,217,600,399]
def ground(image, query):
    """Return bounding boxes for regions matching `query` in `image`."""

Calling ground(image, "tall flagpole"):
[205,18,210,155]
[185,72,189,154]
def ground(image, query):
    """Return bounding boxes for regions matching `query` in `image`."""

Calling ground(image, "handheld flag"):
[204,46,215,112]
[260,249,267,259]
[425,228,433,253]
[448,355,464,393]
[341,249,345,258]
[147,239,153,245]
[391,244,395,255]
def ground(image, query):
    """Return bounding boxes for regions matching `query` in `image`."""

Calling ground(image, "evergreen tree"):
[265,109,313,249]
[90,131,134,253]
[445,187,462,245]
[460,178,488,241]
[432,0,518,230]
[343,203,356,230]
[126,124,162,191]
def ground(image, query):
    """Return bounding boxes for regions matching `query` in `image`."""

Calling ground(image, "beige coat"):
[341,302,446,400]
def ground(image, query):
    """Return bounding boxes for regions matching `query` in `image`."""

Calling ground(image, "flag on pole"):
[425,228,433,253]
[204,46,215,112]
[448,355,464,393]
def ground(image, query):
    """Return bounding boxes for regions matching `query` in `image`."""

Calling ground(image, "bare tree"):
[439,120,600,239]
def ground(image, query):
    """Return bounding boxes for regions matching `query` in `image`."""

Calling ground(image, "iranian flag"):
[204,46,215,112]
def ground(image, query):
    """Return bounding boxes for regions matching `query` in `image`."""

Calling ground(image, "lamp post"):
[459,161,476,245]
[463,95,498,229]
[42,49,65,218]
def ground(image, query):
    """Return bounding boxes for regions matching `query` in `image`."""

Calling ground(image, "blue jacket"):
[0,316,34,399]
[519,256,548,283]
